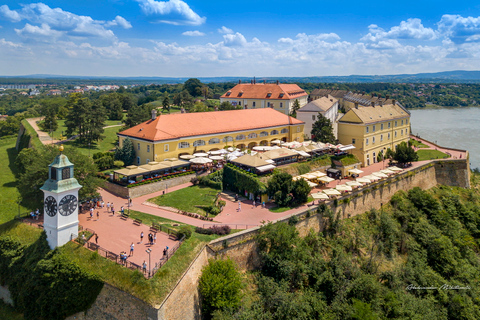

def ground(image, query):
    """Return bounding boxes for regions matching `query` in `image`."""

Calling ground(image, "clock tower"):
[40,146,82,249]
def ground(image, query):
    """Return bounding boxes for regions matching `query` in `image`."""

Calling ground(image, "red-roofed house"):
[220,81,308,115]
[117,108,305,165]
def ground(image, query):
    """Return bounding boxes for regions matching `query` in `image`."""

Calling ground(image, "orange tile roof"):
[220,83,308,100]
[118,108,304,142]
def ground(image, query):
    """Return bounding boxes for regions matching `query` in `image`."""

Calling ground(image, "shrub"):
[288,215,300,225]
[177,226,193,239]
[113,160,124,168]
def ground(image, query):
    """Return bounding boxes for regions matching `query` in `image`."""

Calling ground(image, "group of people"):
[29,208,40,220]
[140,231,156,245]
[235,194,266,212]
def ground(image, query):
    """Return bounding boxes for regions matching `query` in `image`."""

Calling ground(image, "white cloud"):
[105,16,132,29]
[182,30,205,36]
[135,0,206,26]
[438,14,480,44]
[222,32,247,47]
[362,18,437,42]
[218,26,233,34]
[0,5,21,22]
[15,23,63,39]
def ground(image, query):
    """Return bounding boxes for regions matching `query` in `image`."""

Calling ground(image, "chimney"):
[239,80,242,84]
[254,77,256,84]
[276,80,279,85]
[263,80,266,84]
[392,99,396,105]
[354,103,358,109]
[251,80,253,84]
[371,102,375,107]
[386,94,390,100]
[151,108,157,120]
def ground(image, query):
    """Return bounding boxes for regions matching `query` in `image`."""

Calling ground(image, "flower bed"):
[127,171,195,188]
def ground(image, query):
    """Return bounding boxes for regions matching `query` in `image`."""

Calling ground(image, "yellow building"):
[117,108,305,165]
[220,81,308,115]
[337,103,411,166]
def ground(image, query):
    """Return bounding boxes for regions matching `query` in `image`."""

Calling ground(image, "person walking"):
[140,231,144,243]
[101,200,104,208]
[148,233,153,245]
[252,200,255,208]
[142,261,147,274]
[96,211,100,220]
[129,242,134,256]
[106,202,110,212]
[238,201,241,212]
[90,208,93,219]
[95,233,98,244]
[111,205,115,216]
[153,233,157,244]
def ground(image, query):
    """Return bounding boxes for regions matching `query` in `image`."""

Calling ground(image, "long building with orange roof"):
[220,80,308,115]
[117,108,305,165]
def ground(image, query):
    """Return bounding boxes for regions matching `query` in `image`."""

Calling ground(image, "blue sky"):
[1,0,480,77]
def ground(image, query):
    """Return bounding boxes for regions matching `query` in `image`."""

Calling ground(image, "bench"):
[168,234,178,240]
[133,218,142,225]
[121,213,129,220]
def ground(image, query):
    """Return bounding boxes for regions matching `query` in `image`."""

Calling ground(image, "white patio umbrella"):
[189,157,213,164]
[227,147,235,152]
[209,155,224,160]
[372,172,388,178]
[292,176,304,181]
[380,169,395,175]
[356,177,371,184]
[323,189,341,196]
[389,166,403,171]
[311,192,329,200]
[209,150,224,155]
[348,168,364,175]
[364,174,380,181]
[271,139,282,144]
[311,171,327,178]
[336,184,353,192]
[346,181,363,187]
[301,173,318,180]
[179,154,195,160]
[306,181,318,188]
[319,176,335,183]
[193,152,209,157]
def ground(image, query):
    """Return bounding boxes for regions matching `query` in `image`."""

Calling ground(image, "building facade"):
[220,81,308,115]
[297,95,339,139]
[117,108,305,165]
[337,103,410,166]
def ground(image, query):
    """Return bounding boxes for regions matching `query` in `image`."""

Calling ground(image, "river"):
[409,107,480,170]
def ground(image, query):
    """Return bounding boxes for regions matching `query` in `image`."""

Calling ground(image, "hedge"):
[223,164,266,194]
[126,171,195,188]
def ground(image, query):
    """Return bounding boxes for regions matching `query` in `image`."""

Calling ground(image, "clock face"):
[59,194,78,216]
[45,196,57,217]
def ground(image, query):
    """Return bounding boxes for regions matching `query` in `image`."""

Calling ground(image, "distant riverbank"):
[410,107,480,170]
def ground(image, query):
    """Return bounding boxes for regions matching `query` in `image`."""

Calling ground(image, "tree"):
[121,94,136,111]
[290,99,301,118]
[291,179,310,205]
[162,92,170,113]
[393,141,418,166]
[115,137,136,166]
[311,113,336,143]
[124,104,153,128]
[183,78,203,97]
[267,172,294,207]
[15,145,103,206]
[100,92,123,120]
[199,258,243,318]
[219,101,242,111]
[65,97,106,145]
[190,101,208,113]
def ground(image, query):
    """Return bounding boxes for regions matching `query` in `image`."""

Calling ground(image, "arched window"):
[179,141,190,149]
[270,130,279,135]
[236,134,245,140]
[193,140,206,147]
[223,136,233,142]
[259,131,268,137]
[281,128,289,134]
[209,138,220,144]
[248,133,257,139]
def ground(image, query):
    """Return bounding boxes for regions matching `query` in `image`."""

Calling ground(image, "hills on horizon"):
[3,70,480,84]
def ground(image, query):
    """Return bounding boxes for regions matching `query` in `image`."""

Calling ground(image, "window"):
[281,128,288,134]
[248,133,257,139]
[372,136,375,144]
[395,131,397,138]
[373,152,376,163]
[388,133,391,139]
[280,102,283,108]
[388,122,391,128]
[146,159,150,163]
[193,140,206,147]
[297,126,301,132]
[366,126,369,133]
[137,156,140,164]
[238,101,241,106]
[373,125,376,132]
[352,138,356,144]
[137,143,140,151]
[147,145,150,152]
[380,134,383,142]
[381,123,384,130]
[406,119,409,125]
[395,121,398,127]
[178,142,190,149]
[260,131,268,137]
[312,115,316,121]
[236,134,245,140]
[270,130,279,135]
[267,102,271,108]
[223,136,234,142]
[164,144,169,152]
[252,101,256,108]
[406,128,408,135]
[209,138,220,144]
[401,120,404,125]
[366,138,369,145]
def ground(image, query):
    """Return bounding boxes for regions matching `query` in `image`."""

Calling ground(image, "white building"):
[296,95,338,139]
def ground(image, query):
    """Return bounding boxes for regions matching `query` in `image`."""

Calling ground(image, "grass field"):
[409,138,429,148]
[417,149,449,161]
[268,196,314,213]
[62,126,122,155]
[128,210,185,230]
[150,185,219,215]
[45,118,124,140]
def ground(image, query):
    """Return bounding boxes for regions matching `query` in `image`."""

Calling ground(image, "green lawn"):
[409,139,429,148]
[45,118,125,141]
[150,185,219,215]
[62,126,122,155]
[269,196,314,213]
[417,149,449,161]
[128,209,186,231]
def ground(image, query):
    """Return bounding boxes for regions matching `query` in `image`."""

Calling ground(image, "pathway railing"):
[150,235,186,277]
[202,223,259,230]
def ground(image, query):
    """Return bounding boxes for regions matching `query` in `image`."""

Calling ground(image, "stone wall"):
[103,174,196,199]
[67,283,158,320]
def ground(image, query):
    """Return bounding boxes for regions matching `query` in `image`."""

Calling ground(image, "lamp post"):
[146,248,151,277]
[127,196,130,215]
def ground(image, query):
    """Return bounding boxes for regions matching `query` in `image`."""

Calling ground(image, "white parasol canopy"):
[301,173,318,180]
[292,176,304,181]
[179,155,196,160]
[189,157,212,164]
[372,172,388,178]
[270,139,282,144]
[306,181,318,188]
[323,188,341,196]
[253,146,275,151]
[193,152,209,157]
[209,155,224,160]
[311,171,326,178]
[356,177,371,184]
[348,168,363,175]
[364,174,380,181]
[346,181,363,187]
[380,169,395,175]
[311,192,329,200]
[319,176,335,183]
[209,150,226,155]
[388,166,403,171]
[336,184,353,192]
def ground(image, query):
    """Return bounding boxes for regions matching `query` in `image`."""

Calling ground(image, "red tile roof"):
[118,108,304,142]
[220,83,307,100]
